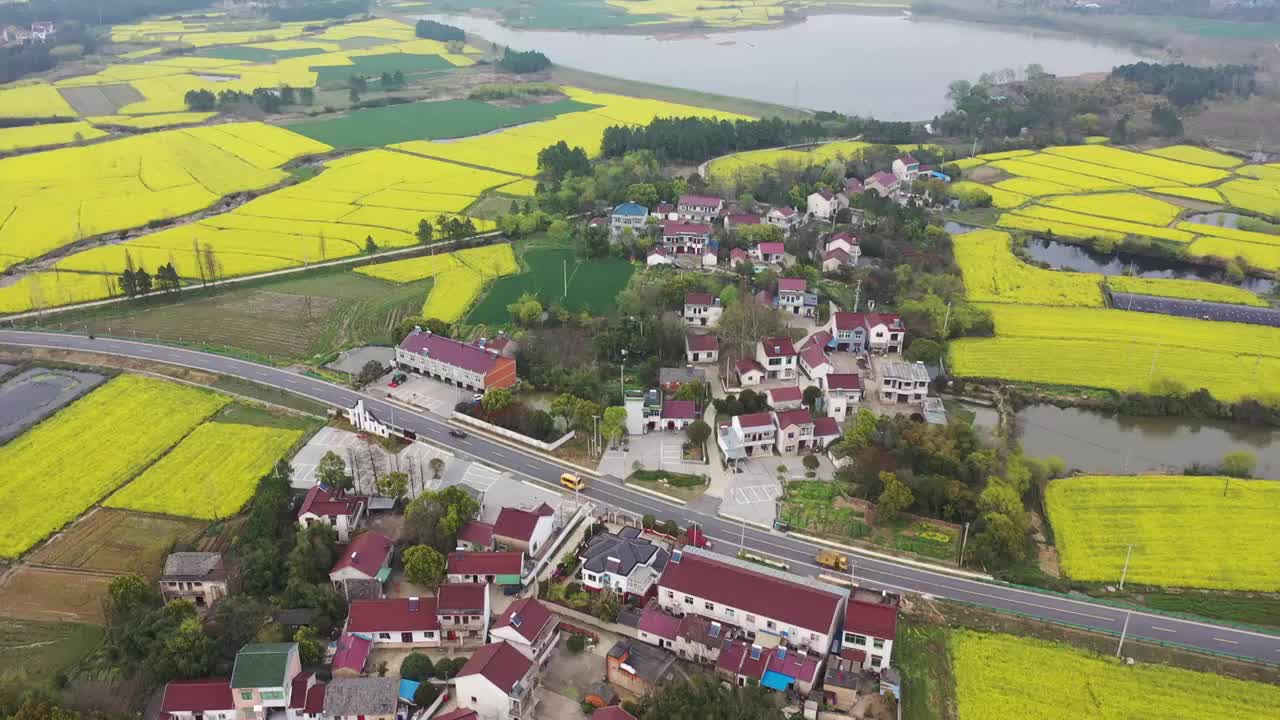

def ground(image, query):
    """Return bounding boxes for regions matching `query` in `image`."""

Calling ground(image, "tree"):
[876,472,913,522]
[685,419,710,446]
[1220,451,1256,478]
[401,652,434,682]
[135,268,153,295]
[376,471,409,502]
[157,617,213,681]
[508,292,544,326]
[627,182,658,208]
[592,589,620,622]
[550,394,581,427]
[481,387,513,414]
[315,451,351,491]
[566,634,587,654]
[403,486,480,553]
[802,454,820,472]
[355,360,384,388]
[972,511,1026,568]
[429,457,445,480]
[416,218,434,244]
[573,400,602,433]
[288,524,339,585]
[601,406,628,444]
[299,87,315,105]
[802,385,821,410]
[638,678,785,720]
[106,574,156,619]
[294,626,324,665]
[1151,103,1183,137]
[413,681,441,707]
[498,47,551,73]
[717,296,784,358]
[403,545,446,588]
[364,236,378,253]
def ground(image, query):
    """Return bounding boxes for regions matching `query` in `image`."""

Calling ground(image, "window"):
[261,691,284,701]
[851,634,868,646]
[684,596,693,605]
[379,633,391,640]
[241,692,253,701]
[766,620,775,630]
[873,638,885,650]
[745,614,755,624]
[871,656,882,668]
[810,633,819,642]
[704,602,714,611]
[726,609,735,618]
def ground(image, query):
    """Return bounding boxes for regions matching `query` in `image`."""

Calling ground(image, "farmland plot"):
[26,508,206,577]
[952,229,1103,307]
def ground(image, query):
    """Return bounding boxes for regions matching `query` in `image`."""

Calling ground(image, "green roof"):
[231,643,296,689]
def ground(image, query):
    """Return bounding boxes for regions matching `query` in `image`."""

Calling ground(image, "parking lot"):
[291,426,452,496]
[597,431,709,480]
[376,370,471,415]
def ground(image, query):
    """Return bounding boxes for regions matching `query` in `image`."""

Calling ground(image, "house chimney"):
[350,552,359,561]
[409,597,419,611]
[413,325,421,334]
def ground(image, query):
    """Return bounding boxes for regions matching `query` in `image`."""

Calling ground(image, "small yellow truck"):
[815,549,849,572]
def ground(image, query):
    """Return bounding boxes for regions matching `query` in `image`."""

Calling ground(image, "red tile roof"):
[400,330,502,375]
[736,411,773,429]
[330,531,393,579]
[459,641,533,694]
[637,601,680,641]
[735,359,764,376]
[898,154,918,164]
[767,646,822,684]
[829,231,858,245]
[438,583,487,614]
[447,551,523,576]
[685,292,714,306]
[161,679,234,714]
[303,683,326,714]
[679,194,723,208]
[660,552,843,635]
[845,597,899,640]
[823,248,852,264]
[661,400,698,421]
[332,633,371,674]
[770,206,797,217]
[803,330,833,351]
[434,710,478,720]
[799,345,829,370]
[730,247,749,260]
[759,337,796,358]
[717,639,770,679]
[289,673,313,709]
[812,416,840,438]
[844,178,864,193]
[685,332,718,352]
[662,220,712,236]
[299,485,366,518]
[347,597,440,633]
[815,190,835,201]
[834,312,903,333]
[826,373,862,390]
[757,242,785,254]
[867,171,898,187]
[649,246,669,257]
[494,597,556,644]
[778,278,807,293]
[457,521,494,548]
[766,386,802,403]
[493,507,546,543]
[774,408,813,430]
[726,213,762,226]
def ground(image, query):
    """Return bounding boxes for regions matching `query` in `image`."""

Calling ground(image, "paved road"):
[3,330,1278,665]
[1111,292,1280,327]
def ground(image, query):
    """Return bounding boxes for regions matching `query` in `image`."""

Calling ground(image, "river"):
[418,13,1144,120]
[1016,405,1279,478]
[1023,237,1277,294]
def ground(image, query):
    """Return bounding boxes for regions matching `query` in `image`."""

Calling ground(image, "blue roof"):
[761,670,794,692]
[613,201,648,217]
[399,679,421,703]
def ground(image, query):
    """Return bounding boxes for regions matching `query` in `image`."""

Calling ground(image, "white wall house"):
[454,642,538,720]
[493,505,557,558]
[756,337,797,380]
[491,598,561,666]
[766,206,799,235]
[677,194,724,223]
[297,486,366,543]
[840,591,901,671]
[161,680,235,720]
[880,361,929,405]
[806,191,848,220]
[344,597,441,648]
[683,292,722,327]
[824,373,863,419]
[892,155,920,182]
[610,201,649,237]
[579,527,668,599]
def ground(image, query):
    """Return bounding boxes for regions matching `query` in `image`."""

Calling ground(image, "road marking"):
[1151,626,1176,633]
[1214,637,1240,645]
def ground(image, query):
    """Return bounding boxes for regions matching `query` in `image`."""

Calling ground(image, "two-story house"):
[322,677,398,720]
[864,171,900,199]
[328,530,394,597]
[684,331,719,365]
[230,643,301,720]
[750,241,786,265]
[892,154,920,182]
[493,504,556,557]
[657,547,847,655]
[840,590,900,671]
[676,194,724,223]
[661,221,712,255]
[609,202,648,238]
[683,292,721,327]
[828,312,906,354]
[396,328,518,392]
[775,278,816,317]
[716,411,776,463]
[161,679,235,720]
[345,597,441,648]
[729,247,750,268]
[766,206,799,235]
[773,408,818,455]
[297,485,367,542]
[438,582,491,646]
[160,552,229,610]
[447,551,525,587]
[490,597,561,666]
[579,526,669,599]
[880,361,929,405]
[454,641,538,720]
[822,232,861,271]
[756,337,797,380]
[824,373,863,418]
[806,190,848,220]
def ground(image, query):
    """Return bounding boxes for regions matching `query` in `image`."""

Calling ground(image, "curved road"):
[3,330,1277,665]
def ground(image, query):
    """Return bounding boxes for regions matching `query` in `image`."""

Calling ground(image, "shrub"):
[567,634,587,654]
[400,652,433,682]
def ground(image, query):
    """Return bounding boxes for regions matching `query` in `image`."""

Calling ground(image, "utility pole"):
[942,301,952,338]
[563,259,568,298]
[852,279,862,314]
[1119,543,1133,590]
[619,348,627,398]
[958,521,970,567]
[1115,610,1132,658]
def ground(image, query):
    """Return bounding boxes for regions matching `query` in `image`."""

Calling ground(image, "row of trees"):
[1111,61,1256,107]
[415,19,465,42]
[118,263,180,298]
[184,86,314,113]
[496,47,551,74]
[415,214,478,245]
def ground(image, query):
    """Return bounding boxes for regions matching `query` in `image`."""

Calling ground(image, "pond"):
[1023,237,1277,295]
[1016,404,1279,478]
[419,13,1145,120]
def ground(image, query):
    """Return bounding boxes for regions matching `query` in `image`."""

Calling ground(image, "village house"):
[822,248,853,273]
[656,547,847,654]
[716,411,775,462]
[756,337,797,380]
[651,202,677,220]
[606,640,675,699]
[823,656,861,712]
[345,597,441,648]
[825,232,861,266]
[734,359,766,387]
[765,386,803,411]
[773,409,839,455]
[580,526,669,598]
[683,292,721,327]
[610,201,648,237]
[447,552,525,587]
[493,504,556,557]
[718,642,823,696]
[160,552,229,609]
[397,327,518,392]
[806,190,849,220]
[322,677,399,720]
[841,590,901,671]
[879,361,930,405]
[297,485,367,542]
[29,20,55,41]
[161,679,235,720]
[685,331,719,364]
[457,521,495,551]
[438,582,491,646]
[828,311,906,354]
[636,599,680,651]
[490,597,561,665]
[328,530,394,597]
[729,247,750,268]
[331,633,372,678]
[892,154,921,182]
[454,641,539,720]
[844,177,864,196]
[659,400,698,432]
[286,674,325,720]
[661,220,712,255]
[824,373,863,418]
[659,366,706,395]
[703,245,719,267]
[230,643,301,720]
[798,338,834,387]
[766,206,799,235]
[724,213,762,233]
[776,278,816,318]
[646,247,673,267]
[864,171,900,199]
[750,241,787,265]
[674,613,732,665]
[677,194,724,223]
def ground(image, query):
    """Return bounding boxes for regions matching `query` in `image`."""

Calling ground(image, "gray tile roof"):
[323,677,398,717]
[582,530,659,576]
[162,552,224,580]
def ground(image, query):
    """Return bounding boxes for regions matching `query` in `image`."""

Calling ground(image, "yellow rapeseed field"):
[953,157,985,170]
[356,244,521,322]
[0,121,107,152]
[0,271,119,314]
[88,112,218,129]
[357,253,462,283]
[422,267,486,323]
[950,181,1026,209]
[0,375,229,558]
[1044,144,1230,186]
[1010,206,1196,243]
[1150,185,1223,203]
[1016,151,1174,188]
[996,212,1126,243]
[952,229,1104,307]
[106,422,305,519]
[952,630,1280,719]
[991,177,1075,197]
[975,149,1034,160]
[0,82,77,118]
[1144,144,1242,168]
[1043,191,1183,226]
[1217,178,1280,219]
[989,159,1125,192]
[1045,476,1280,590]
[1188,235,1280,272]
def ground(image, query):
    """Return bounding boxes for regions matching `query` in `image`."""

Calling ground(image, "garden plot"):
[25,508,206,577]
[57,84,144,116]
[0,566,115,624]
[0,367,105,443]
